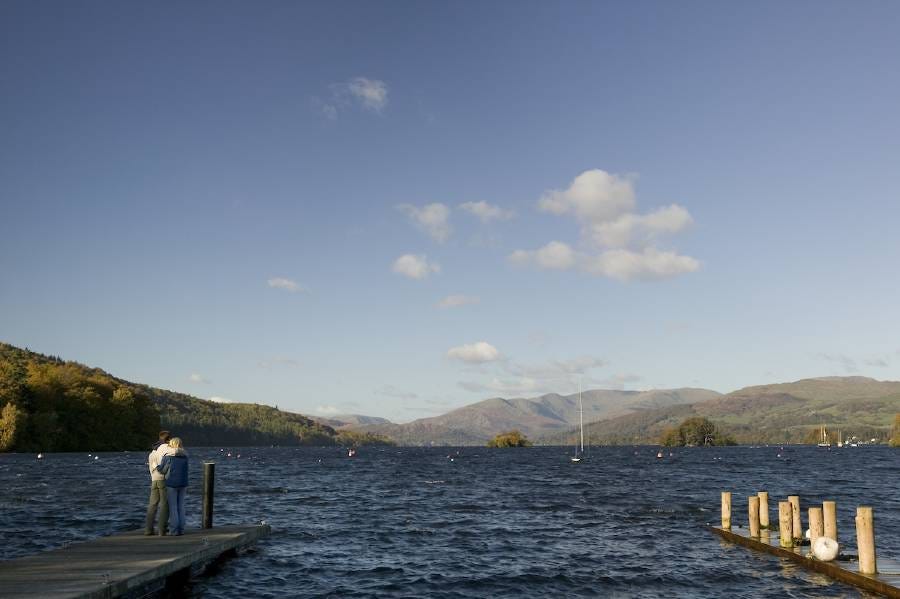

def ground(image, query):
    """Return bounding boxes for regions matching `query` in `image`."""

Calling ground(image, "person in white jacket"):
[145,431,172,535]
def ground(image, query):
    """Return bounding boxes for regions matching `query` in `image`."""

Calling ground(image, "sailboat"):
[837,430,843,448]
[817,424,831,448]
[571,383,584,462]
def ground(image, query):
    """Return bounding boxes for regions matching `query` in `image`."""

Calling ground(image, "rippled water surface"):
[1,446,898,597]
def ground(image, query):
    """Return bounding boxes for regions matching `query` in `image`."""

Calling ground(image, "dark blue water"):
[1,446,898,597]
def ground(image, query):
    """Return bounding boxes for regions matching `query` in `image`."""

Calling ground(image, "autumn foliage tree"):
[487,430,532,447]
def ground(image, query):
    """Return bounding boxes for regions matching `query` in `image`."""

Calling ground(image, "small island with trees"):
[660,417,736,447]
[487,430,532,447]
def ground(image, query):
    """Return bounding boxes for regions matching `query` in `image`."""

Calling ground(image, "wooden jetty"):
[713,490,900,598]
[711,525,900,598]
[0,524,271,598]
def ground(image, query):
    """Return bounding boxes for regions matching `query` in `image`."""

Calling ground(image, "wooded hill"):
[0,343,375,452]
[542,377,900,446]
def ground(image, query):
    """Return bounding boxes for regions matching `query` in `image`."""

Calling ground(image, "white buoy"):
[812,536,839,561]
[37,453,43,459]
[94,456,99,460]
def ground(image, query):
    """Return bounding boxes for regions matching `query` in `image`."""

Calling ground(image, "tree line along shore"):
[0,343,391,452]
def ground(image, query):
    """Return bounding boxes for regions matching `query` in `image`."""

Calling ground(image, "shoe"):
[158,531,168,536]
[144,530,155,536]
[174,531,184,536]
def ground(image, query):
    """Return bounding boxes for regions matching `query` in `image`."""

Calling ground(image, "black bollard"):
[202,462,215,529]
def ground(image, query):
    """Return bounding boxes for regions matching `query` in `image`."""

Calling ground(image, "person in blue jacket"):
[156,437,189,535]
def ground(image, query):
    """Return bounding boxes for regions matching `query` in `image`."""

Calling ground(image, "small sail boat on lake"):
[571,383,584,462]
[817,424,831,448]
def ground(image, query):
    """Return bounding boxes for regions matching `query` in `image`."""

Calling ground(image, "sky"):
[2,1,900,422]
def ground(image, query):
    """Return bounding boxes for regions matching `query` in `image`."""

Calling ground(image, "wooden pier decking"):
[711,526,900,598]
[0,524,271,598]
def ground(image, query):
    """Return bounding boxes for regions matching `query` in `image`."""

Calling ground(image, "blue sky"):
[2,1,899,421]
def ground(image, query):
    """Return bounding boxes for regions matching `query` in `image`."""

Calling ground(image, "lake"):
[1,446,898,597]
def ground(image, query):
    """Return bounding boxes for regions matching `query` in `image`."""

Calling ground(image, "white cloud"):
[392,254,440,279]
[509,241,576,270]
[345,77,388,112]
[316,405,340,414]
[582,248,700,281]
[188,373,210,384]
[447,341,501,364]
[508,356,607,379]
[437,294,480,309]
[459,201,514,223]
[267,277,305,292]
[538,169,636,223]
[319,77,389,118]
[398,203,452,242]
[590,204,693,248]
[521,169,699,282]
[209,396,234,403]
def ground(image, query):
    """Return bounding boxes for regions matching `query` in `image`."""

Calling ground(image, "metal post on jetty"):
[721,491,732,529]
[823,500,838,542]
[788,495,802,541]
[758,491,769,529]
[808,507,824,544]
[778,501,793,548]
[748,496,760,537]
[203,462,215,529]
[856,506,877,575]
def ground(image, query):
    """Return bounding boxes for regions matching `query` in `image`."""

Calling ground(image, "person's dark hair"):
[158,430,171,442]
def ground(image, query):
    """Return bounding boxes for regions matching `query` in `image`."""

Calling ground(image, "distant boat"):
[348,448,356,458]
[817,424,831,448]
[571,381,584,463]
[837,430,843,448]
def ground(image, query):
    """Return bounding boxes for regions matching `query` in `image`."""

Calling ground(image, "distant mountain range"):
[353,388,721,445]
[541,376,900,446]
[3,342,898,449]
[311,414,393,429]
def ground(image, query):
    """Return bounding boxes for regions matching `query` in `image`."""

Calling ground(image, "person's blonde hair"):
[168,437,183,449]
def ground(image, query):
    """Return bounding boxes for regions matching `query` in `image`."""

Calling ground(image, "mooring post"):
[778,501,793,548]
[788,495,801,540]
[758,491,769,529]
[721,491,732,529]
[202,462,215,529]
[823,500,838,542]
[748,496,760,537]
[855,506,876,575]
[809,507,824,544]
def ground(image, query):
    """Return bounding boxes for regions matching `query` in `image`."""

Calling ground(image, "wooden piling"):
[788,495,801,540]
[748,496,761,537]
[823,500,838,542]
[856,506,877,575]
[809,507,824,544]
[758,491,769,529]
[721,491,732,530]
[778,501,793,548]
[202,462,216,529]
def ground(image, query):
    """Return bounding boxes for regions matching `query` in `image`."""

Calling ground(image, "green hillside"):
[544,377,900,445]
[0,343,374,451]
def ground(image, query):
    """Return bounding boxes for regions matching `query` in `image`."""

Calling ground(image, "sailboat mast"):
[579,381,584,453]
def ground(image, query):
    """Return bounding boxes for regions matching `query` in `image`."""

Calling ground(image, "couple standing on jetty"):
[145,430,189,536]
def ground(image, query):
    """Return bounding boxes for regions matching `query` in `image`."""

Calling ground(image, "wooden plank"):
[0,524,271,599]
[710,526,900,599]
